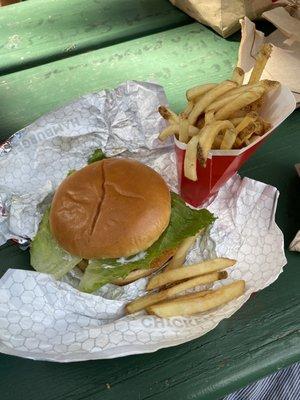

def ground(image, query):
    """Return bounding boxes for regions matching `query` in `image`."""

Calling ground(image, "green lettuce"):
[79,193,215,292]
[67,148,106,177]
[30,208,81,279]
[87,148,107,164]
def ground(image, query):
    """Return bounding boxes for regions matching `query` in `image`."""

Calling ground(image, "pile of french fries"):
[126,234,245,318]
[158,44,280,181]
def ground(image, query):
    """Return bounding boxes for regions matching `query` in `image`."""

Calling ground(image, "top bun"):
[49,158,171,259]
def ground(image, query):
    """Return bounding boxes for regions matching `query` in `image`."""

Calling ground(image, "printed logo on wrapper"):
[19,118,82,150]
[175,85,296,207]
[141,316,205,328]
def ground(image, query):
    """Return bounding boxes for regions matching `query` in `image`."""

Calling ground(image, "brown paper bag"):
[169,0,285,37]
[0,0,20,5]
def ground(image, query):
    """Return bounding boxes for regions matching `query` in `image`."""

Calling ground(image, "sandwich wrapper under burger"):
[0,81,288,362]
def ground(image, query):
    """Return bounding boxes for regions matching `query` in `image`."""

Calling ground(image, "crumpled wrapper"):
[0,81,287,362]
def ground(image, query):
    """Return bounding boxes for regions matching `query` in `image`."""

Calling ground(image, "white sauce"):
[116,251,147,265]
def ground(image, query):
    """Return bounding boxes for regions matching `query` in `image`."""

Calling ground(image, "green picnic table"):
[0,1,299,399]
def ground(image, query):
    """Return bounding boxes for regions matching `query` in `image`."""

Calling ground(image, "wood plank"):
[0,23,239,138]
[0,0,192,74]
[0,242,30,276]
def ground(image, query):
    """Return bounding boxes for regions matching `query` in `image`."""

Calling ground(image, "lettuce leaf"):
[79,193,215,292]
[30,208,81,279]
[87,148,107,164]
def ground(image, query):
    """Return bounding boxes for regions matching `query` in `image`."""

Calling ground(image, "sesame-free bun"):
[49,158,171,259]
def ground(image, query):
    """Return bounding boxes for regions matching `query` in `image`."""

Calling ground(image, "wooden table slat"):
[0,23,239,139]
[0,0,192,74]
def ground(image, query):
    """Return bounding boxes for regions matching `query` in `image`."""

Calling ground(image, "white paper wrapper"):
[0,81,287,362]
[238,15,300,107]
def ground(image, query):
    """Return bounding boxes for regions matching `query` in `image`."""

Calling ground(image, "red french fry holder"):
[174,85,296,207]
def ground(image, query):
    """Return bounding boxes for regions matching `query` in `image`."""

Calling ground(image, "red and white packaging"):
[175,85,296,207]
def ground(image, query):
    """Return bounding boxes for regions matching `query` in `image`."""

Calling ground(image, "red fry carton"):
[175,85,296,207]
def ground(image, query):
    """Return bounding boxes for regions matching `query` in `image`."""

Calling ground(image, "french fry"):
[204,110,215,124]
[182,101,194,117]
[215,82,261,102]
[241,83,277,114]
[188,81,237,125]
[198,120,234,166]
[159,124,199,141]
[188,125,201,137]
[192,95,202,104]
[230,110,247,118]
[205,78,271,104]
[245,134,260,146]
[249,44,273,84]
[220,128,236,150]
[234,138,242,148]
[205,93,241,113]
[165,234,199,271]
[186,83,217,101]
[113,266,161,286]
[146,257,236,290]
[158,106,179,124]
[261,79,280,92]
[158,124,179,141]
[242,98,263,112]
[212,133,224,149]
[253,120,264,136]
[216,79,275,107]
[171,290,212,301]
[239,121,256,141]
[229,117,244,126]
[253,117,271,136]
[179,117,189,143]
[234,121,256,148]
[216,85,249,102]
[184,133,201,181]
[235,112,258,134]
[231,67,244,86]
[147,280,245,317]
[126,271,227,314]
[262,120,271,133]
[215,88,265,121]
